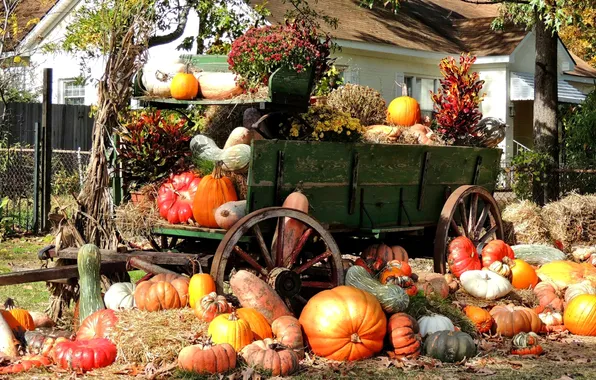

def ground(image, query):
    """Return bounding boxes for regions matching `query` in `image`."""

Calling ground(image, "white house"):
[16,0,596,161]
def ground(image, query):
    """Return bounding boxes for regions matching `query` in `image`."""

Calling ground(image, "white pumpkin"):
[460,270,512,300]
[104,282,136,310]
[564,280,596,304]
[538,311,563,327]
[417,314,455,337]
[142,61,187,97]
[221,144,251,173]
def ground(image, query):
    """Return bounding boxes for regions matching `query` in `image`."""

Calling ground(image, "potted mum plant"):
[116,109,195,203]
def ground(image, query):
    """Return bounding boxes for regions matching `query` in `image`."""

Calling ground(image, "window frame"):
[61,79,85,105]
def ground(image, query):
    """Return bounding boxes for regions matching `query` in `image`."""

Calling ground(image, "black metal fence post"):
[41,68,52,232]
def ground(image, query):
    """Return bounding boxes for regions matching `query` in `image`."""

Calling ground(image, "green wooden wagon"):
[133,55,504,310]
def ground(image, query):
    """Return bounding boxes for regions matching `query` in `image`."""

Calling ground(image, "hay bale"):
[114,201,161,242]
[110,308,207,366]
[501,200,551,245]
[542,193,596,250]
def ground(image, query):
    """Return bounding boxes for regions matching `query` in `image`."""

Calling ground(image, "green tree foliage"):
[562,90,596,167]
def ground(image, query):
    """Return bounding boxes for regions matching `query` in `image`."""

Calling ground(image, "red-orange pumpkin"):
[447,236,481,278]
[387,313,422,359]
[192,164,238,228]
[481,240,515,268]
[490,304,543,337]
[76,309,118,341]
[134,273,190,311]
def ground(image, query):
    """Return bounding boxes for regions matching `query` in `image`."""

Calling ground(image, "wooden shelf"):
[134,96,269,107]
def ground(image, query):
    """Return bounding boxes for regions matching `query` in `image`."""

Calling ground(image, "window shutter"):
[395,73,405,97]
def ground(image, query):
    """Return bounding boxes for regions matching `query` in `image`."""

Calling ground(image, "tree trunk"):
[532,12,560,205]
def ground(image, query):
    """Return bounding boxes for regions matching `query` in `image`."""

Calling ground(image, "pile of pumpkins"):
[447,236,596,337]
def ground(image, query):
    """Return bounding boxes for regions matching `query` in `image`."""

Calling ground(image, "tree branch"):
[148,1,191,48]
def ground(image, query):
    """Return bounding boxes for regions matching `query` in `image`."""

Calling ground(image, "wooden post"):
[41,69,52,232]
[32,122,41,233]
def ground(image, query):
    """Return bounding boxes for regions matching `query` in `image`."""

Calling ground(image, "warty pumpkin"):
[192,164,238,228]
[236,308,273,341]
[52,338,117,372]
[271,316,304,359]
[240,338,300,377]
[447,236,481,278]
[157,171,202,224]
[134,273,190,311]
[208,311,253,351]
[489,304,543,337]
[463,306,493,334]
[510,332,543,356]
[177,339,237,374]
[299,285,386,361]
[387,313,422,359]
[563,294,596,336]
[24,331,72,357]
[415,272,450,298]
[194,292,233,322]
[170,72,199,100]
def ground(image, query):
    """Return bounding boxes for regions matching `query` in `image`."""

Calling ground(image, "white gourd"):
[221,144,251,173]
[460,270,512,300]
[104,282,136,310]
[417,314,455,337]
[190,134,224,162]
[224,127,253,149]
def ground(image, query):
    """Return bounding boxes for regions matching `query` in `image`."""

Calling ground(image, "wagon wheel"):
[434,185,504,274]
[211,207,344,311]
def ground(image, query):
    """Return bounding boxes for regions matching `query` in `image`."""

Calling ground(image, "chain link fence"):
[0,146,90,233]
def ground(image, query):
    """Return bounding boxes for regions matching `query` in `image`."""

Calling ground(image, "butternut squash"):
[215,200,247,230]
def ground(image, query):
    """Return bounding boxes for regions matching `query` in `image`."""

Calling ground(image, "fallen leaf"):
[377,356,393,368]
[21,285,32,290]
[507,360,524,370]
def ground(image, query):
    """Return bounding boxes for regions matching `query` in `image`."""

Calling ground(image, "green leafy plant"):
[431,54,486,144]
[326,83,386,126]
[562,90,596,168]
[511,150,555,200]
[286,105,366,142]
[227,21,333,91]
[116,109,194,190]
[313,66,344,97]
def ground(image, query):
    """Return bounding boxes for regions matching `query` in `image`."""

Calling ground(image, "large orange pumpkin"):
[76,309,118,340]
[510,259,539,289]
[537,261,596,289]
[192,165,238,228]
[387,86,421,127]
[170,72,199,100]
[489,304,543,337]
[134,273,190,311]
[563,294,596,336]
[299,286,386,361]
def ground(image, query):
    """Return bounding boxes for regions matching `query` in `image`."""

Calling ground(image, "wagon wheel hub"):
[268,267,302,298]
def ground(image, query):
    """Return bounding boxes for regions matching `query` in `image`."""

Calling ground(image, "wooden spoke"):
[284,228,313,268]
[473,204,490,239]
[458,200,469,237]
[294,294,309,304]
[301,281,334,289]
[450,219,462,236]
[233,246,268,276]
[275,217,285,267]
[478,225,498,246]
[253,224,274,269]
[294,251,332,274]
[468,194,478,237]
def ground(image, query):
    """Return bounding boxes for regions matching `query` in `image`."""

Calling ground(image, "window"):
[405,76,440,119]
[62,80,85,105]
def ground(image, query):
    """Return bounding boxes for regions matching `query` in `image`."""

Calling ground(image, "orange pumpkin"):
[194,292,233,322]
[188,267,216,309]
[362,243,408,272]
[2,299,34,331]
[134,273,190,311]
[192,164,238,228]
[533,282,564,312]
[299,286,386,361]
[387,313,421,359]
[271,316,304,359]
[178,340,237,375]
[489,304,543,337]
[171,72,199,100]
[387,86,421,127]
[510,259,539,289]
[236,308,273,341]
[463,306,493,334]
[563,294,596,336]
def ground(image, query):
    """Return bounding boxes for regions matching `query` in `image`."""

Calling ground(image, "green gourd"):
[345,265,409,313]
[77,244,105,324]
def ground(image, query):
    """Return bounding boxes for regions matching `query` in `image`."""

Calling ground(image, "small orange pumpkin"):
[171,72,199,100]
[236,308,273,341]
[463,305,493,334]
[192,164,238,228]
[2,299,34,331]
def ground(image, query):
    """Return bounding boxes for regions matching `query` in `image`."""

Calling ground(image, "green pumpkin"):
[423,330,477,363]
[77,244,105,324]
[345,265,409,313]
